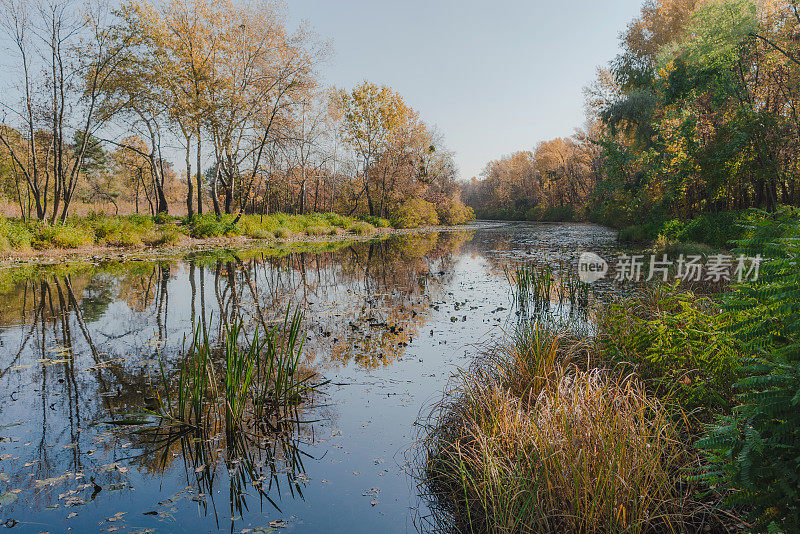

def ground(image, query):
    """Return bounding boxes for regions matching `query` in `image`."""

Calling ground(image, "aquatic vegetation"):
[506,263,589,314]
[124,308,324,435]
[420,322,705,533]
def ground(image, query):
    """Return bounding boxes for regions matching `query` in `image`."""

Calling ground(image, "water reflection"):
[0,223,629,532]
[0,231,474,530]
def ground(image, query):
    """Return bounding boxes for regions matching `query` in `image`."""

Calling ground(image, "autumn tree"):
[0,0,129,222]
[332,82,412,216]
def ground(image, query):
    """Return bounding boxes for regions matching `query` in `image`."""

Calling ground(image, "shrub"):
[391,199,439,228]
[357,215,390,228]
[435,199,475,225]
[0,218,33,250]
[348,221,374,235]
[34,224,94,249]
[659,219,685,241]
[188,214,240,238]
[273,227,290,239]
[698,208,800,531]
[322,212,352,228]
[676,211,744,248]
[153,211,170,225]
[598,284,739,420]
[618,224,648,243]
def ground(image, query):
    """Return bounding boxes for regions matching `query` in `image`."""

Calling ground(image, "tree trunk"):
[196,132,203,214]
[186,135,194,218]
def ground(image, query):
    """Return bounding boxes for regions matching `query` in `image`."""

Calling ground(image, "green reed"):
[120,307,323,435]
[508,263,590,314]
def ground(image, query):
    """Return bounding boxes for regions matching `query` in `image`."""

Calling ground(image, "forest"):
[463,0,800,244]
[0,0,472,251]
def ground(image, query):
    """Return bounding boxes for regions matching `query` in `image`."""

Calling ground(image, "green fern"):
[698,207,800,532]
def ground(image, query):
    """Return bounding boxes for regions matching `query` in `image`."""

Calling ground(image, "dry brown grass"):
[419,321,727,533]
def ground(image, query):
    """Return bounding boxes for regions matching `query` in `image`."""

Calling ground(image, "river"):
[0,221,620,533]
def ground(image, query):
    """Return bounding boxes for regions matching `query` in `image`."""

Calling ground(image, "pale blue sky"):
[288,0,644,180]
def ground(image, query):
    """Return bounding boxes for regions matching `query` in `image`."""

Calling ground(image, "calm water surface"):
[0,222,619,533]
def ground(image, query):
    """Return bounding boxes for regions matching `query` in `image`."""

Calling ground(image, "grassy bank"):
[421,316,724,533]
[0,212,403,253]
[421,208,800,532]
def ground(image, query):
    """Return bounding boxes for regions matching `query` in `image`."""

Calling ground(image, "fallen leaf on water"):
[105,511,126,522]
[0,490,18,507]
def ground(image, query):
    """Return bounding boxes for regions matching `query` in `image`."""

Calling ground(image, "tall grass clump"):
[305,225,336,236]
[348,221,374,235]
[125,308,324,435]
[420,322,707,534]
[0,217,34,250]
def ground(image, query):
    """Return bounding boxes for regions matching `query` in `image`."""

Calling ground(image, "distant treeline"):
[463,0,800,240]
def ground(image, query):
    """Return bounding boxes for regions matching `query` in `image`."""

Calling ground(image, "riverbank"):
[0,212,476,266]
[419,208,800,533]
[420,286,738,533]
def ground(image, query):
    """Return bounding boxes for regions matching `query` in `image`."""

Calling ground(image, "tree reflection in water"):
[0,230,472,524]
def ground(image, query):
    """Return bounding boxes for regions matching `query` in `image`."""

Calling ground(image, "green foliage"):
[674,211,746,248]
[618,224,650,243]
[670,0,757,71]
[153,211,170,225]
[698,208,800,531]
[348,221,374,235]
[187,213,240,238]
[322,212,352,228]
[659,219,685,241]
[357,214,391,228]
[0,217,33,250]
[390,198,439,228]
[145,227,181,247]
[599,284,739,419]
[33,223,94,249]
[85,215,156,246]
